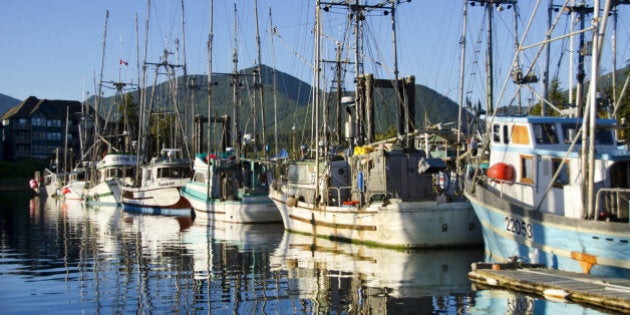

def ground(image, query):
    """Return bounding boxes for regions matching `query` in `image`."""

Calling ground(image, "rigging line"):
[466,7,488,106]
[494,0,546,113]
[151,0,181,54]
[552,17,572,81]
[272,29,313,70]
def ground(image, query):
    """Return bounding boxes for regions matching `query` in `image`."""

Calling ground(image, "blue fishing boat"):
[464,0,630,277]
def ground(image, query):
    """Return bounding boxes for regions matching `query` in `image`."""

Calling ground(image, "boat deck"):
[468,262,630,313]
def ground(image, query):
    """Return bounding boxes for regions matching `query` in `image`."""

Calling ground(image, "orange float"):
[487,162,515,182]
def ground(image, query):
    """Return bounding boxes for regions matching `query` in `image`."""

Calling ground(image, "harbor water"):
[0,190,613,314]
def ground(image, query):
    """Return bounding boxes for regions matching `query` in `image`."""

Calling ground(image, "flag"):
[119,59,129,66]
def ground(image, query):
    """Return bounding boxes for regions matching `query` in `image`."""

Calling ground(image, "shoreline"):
[0,178,30,191]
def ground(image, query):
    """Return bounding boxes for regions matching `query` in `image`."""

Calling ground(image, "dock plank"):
[469,263,630,313]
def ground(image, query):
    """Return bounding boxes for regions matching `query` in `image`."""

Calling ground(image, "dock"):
[468,262,630,313]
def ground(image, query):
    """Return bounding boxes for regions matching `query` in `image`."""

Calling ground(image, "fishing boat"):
[268,1,481,249]
[464,0,630,277]
[181,2,280,224]
[84,152,138,206]
[121,148,193,216]
[182,152,280,223]
[61,164,89,201]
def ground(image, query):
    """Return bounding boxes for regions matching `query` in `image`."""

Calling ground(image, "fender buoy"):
[487,162,515,182]
[62,187,71,195]
[29,179,38,189]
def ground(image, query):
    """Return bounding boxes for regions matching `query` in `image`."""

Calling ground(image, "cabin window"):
[561,124,581,144]
[595,127,614,145]
[511,125,530,145]
[551,158,570,187]
[193,172,205,183]
[493,124,501,143]
[520,155,534,184]
[502,125,509,144]
[533,123,558,144]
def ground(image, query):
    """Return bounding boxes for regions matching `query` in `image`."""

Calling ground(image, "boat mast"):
[96,10,109,149]
[135,0,151,185]
[542,0,553,116]
[63,106,69,181]
[485,1,494,114]
[587,0,616,218]
[457,0,468,172]
[232,2,241,159]
[254,0,266,158]
[206,0,214,199]
[269,8,279,156]
[315,0,322,202]
[353,0,364,146]
[91,9,109,184]
[179,0,190,159]
[389,1,408,147]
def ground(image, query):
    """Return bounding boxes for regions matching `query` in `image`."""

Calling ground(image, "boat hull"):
[465,183,630,278]
[182,182,281,223]
[270,188,482,249]
[85,180,121,206]
[62,181,86,201]
[121,186,193,217]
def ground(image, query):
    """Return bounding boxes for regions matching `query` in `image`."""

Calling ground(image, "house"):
[1,96,95,166]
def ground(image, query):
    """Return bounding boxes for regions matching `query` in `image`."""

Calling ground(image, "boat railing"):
[595,187,630,222]
[328,186,353,207]
[285,183,354,206]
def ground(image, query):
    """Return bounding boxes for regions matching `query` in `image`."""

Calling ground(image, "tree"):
[529,78,568,116]
[118,93,139,152]
[608,68,630,142]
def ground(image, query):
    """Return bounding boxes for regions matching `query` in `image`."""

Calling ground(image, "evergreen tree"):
[530,78,567,116]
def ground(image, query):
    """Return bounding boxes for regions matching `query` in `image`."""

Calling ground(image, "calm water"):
[0,190,613,314]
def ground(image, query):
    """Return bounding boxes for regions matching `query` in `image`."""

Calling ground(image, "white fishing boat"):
[29,169,59,197]
[182,152,280,223]
[269,1,481,249]
[464,0,630,277]
[121,148,193,217]
[85,152,138,206]
[61,164,88,201]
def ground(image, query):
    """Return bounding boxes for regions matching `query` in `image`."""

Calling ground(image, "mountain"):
[93,64,465,146]
[0,93,21,116]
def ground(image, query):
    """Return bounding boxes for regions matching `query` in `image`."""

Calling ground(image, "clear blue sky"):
[1,1,628,114]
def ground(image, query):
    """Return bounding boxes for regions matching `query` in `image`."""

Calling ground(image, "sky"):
[1,1,628,114]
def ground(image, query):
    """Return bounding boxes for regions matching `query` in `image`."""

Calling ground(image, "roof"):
[1,96,85,120]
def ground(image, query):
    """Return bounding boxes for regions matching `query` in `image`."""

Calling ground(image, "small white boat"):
[121,148,193,217]
[85,152,138,206]
[61,165,88,201]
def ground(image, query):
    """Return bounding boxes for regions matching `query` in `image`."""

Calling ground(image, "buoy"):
[543,289,569,301]
[29,179,38,189]
[487,162,515,182]
[62,187,71,195]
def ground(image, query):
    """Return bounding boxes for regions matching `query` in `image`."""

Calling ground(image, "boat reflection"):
[270,232,483,313]
[181,216,284,279]
[468,289,610,314]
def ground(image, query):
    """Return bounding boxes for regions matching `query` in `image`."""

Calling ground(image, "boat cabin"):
[484,116,630,221]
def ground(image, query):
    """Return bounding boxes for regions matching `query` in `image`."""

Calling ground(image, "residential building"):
[1,96,95,166]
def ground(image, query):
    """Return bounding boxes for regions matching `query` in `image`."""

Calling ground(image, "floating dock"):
[468,262,630,313]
